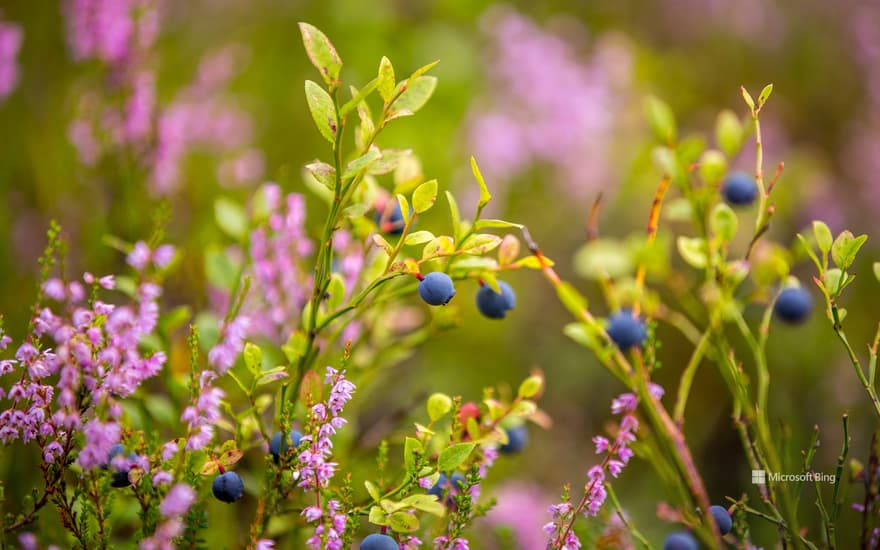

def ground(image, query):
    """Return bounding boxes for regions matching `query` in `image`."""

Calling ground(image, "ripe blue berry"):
[427,472,466,500]
[106,444,136,488]
[710,504,732,535]
[663,532,698,550]
[606,310,647,351]
[375,202,406,235]
[774,286,813,324]
[418,272,456,306]
[212,471,244,503]
[360,533,399,550]
[269,429,303,463]
[500,425,528,454]
[722,171,758,206]
[476,281,516,319]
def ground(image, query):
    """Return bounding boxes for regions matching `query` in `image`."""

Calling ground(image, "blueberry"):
[360,533,399,550]
[500,425,528,454]
[427,472,466,500]
[722,171,758,206]
[374,202,406,235]
[774,287,813,324]
[476,281,516,319]
[710,504,732,535]
[606,310,647,351]
[269,429,303,463]
[663,532,698,550]
[212,471,244,503]
[418,272,456,306]
[106,444,136,488]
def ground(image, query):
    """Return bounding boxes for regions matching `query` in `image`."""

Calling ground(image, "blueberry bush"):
[2,5,880,550]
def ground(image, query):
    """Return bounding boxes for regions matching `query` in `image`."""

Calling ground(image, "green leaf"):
[445,191,461,244]
[518,375,543,398]
[407,60,440,82]
[404,437,421,472]
[304,80,338,144]
[438,442,475,472]
[304,161,336,190]
[471,157,492,208]
[564,322,600,349]
[405,495,446,517]
[427,393,453,421]
[556,282,587,316]
[298,22,342,86]
[396,194,411,225]
[327,274,346,310]
[243,342,262,375]
[365,480,381,502]
[404,231,435,246]
[758,83,773,107]
[368,148,410,176]
[698,149,727,185]
[831,231,868,271]
[388,511,419,533]
[372,234,393,255]
[214,197,247,240]
[813,221,833,255]
[282,331,308,364]
[510,400,537,417]
[387,76,437,120]
[460,234,502,255]
[257,366,289,386]
[377,56,395,102]
[368,506,387,525]
[741,86,755,111]
[677,236,708,268]
[343,148,381,179]
[474,219,523,230]
[874,262,880,283]
[715,109,744,157]
[574,240,633,279]
[412,179,438,213]
[644,95,677,143]
[339,78,379,117]
[710,203,738,242]
[204,246,239,289]
[422,236,455,260]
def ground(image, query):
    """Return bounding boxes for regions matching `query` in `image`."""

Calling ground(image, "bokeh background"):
[3,0,880,547]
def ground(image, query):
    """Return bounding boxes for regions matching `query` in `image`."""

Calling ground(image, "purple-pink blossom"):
[0,16,23,103]
[159,483,196,517]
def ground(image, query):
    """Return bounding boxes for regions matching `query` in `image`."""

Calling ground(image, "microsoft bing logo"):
[751,469,766,485]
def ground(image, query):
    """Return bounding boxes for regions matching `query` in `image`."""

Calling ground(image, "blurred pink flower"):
[483,482,553,549]
[0,16,23,103]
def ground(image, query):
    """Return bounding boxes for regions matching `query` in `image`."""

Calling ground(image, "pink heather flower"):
[399,537,422,550]
[433,536,469,550]
[484,482,553,550]
[255,540,275,550]
[207,314,250,373]
[592,436,609,454]
[17,532,38,550]
[161,440,179,461]
[610,393,637,414]
[152,470,173,486]
[464,7,633,203]
[159,483,196,517]
[139,518,184,550]
[0,17,23,103]
[127,241,152,271]
[182,372,224,450]
[78,420,121,469]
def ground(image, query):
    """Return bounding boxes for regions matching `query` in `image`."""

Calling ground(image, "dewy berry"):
[710,504,733,535]
[106,444,137,488]
[212,471,244,503]
[269,428,303,463]
[418,272,456,306]
[722,171,759,206]
[774,286,813,324]
[360,533,399,550]
[663,532,698,550]
[374,201,406,235]
[476,280,516,319]
[500,424,528,454]
[427,472,466,500]
[606,310,647,350]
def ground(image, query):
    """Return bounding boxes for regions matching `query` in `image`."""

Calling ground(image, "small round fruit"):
[722,171,758,206]
[212,471,244,503]
[360,533,399,550]
[107,444,136,488]
[269,429,303,463]
[663,532,698,550]
[418,272,456,306]
[476,281,516,319]
[773,287,813,324]
[458,402,481,424]
[606,310,647,350]
[375,202,406,235]
[427,472,466,500]
[500,425,528,454]
[710,504,732,535]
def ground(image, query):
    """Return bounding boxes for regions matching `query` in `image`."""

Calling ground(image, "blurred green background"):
[2,0,880,547]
